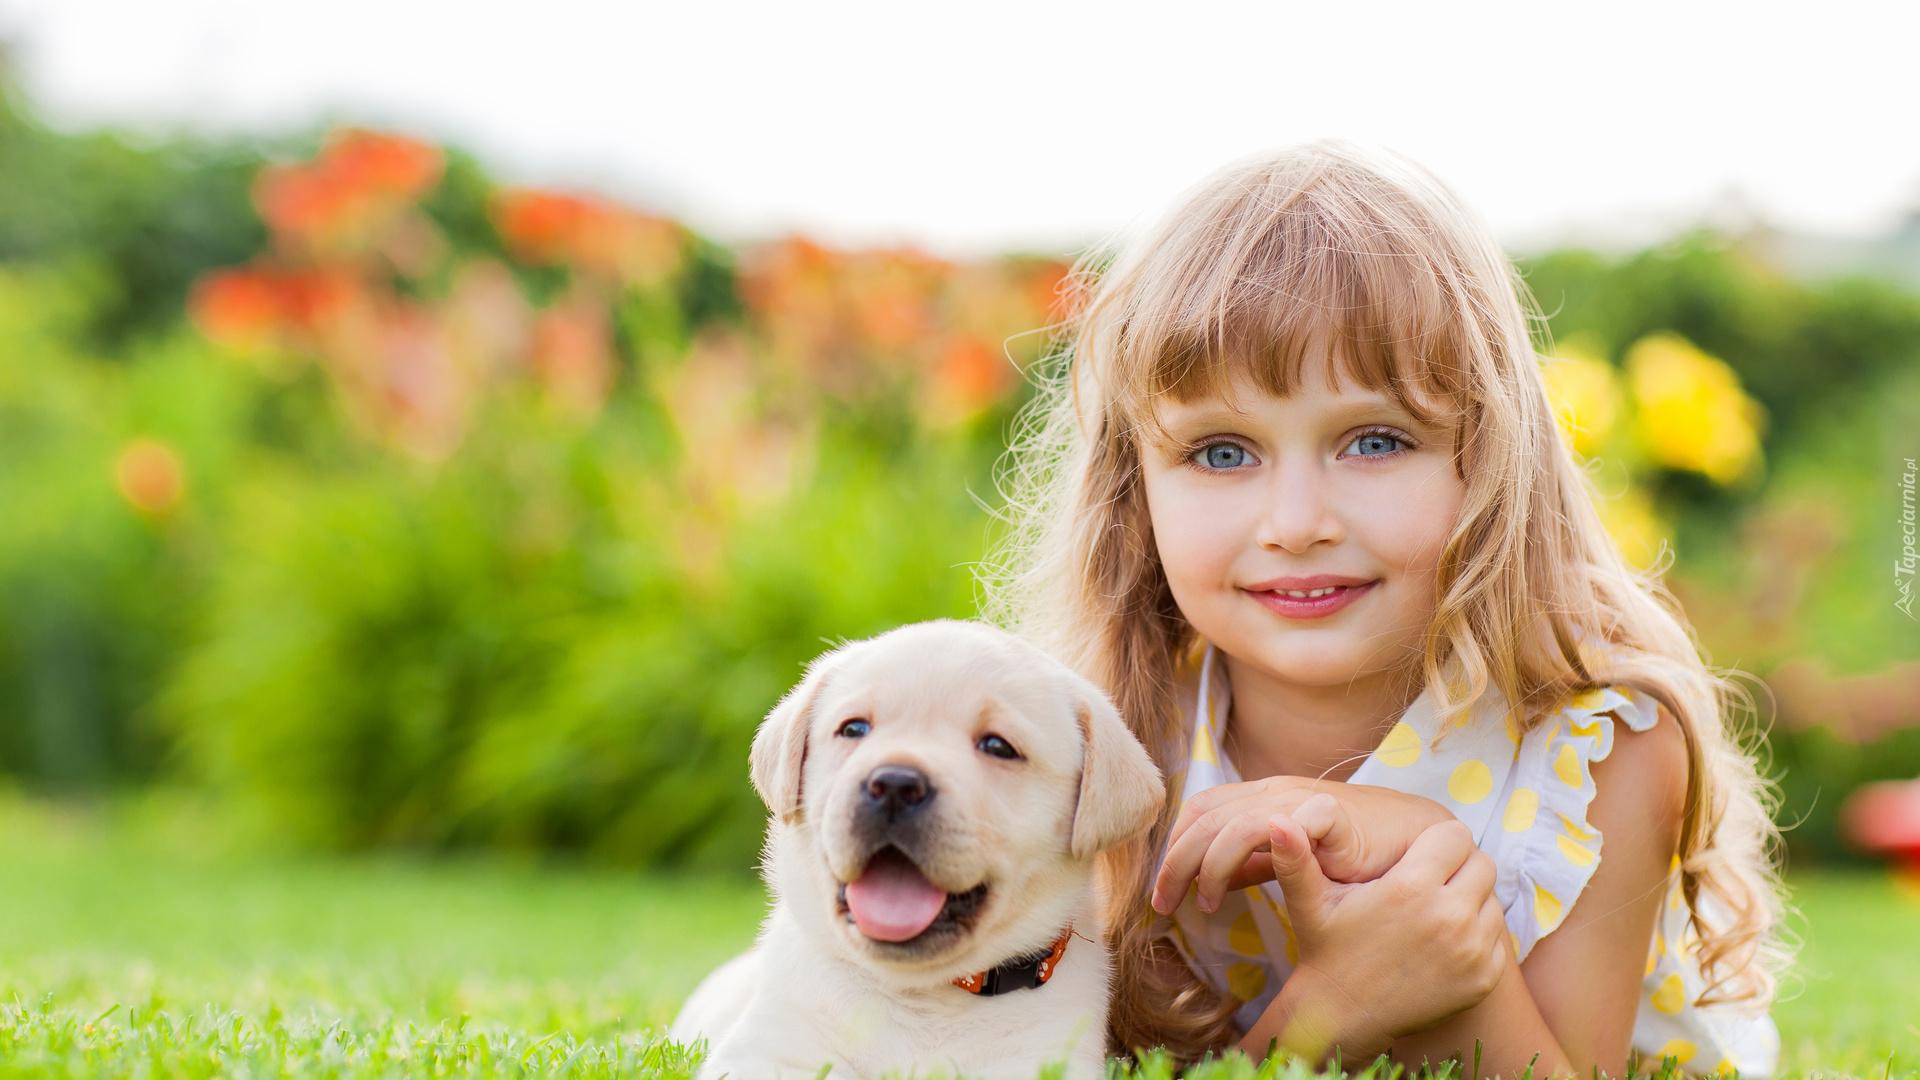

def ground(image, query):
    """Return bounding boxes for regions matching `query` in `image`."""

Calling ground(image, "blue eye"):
[837,719,871,738]
[1348,432,1406,457]
[1197,443,1250,469]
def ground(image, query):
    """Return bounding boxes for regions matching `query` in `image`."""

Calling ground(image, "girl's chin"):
[1213,632,1370,680]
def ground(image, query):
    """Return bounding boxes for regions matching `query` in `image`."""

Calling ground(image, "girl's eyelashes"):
[1182,427,1413,471]
[1185,439,1256,471]
[1342,426,1415,459]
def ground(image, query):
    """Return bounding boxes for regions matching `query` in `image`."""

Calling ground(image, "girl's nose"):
[1256,455,1343,552]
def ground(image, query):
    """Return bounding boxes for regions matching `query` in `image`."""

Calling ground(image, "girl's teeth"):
[1280,586,1347,598]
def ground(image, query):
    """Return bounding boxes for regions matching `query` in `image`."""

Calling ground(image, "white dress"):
[1152,645,1780,1077]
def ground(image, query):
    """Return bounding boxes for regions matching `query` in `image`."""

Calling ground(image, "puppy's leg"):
[669,949,761,1050]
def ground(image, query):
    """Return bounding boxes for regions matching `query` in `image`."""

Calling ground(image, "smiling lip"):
[1245,575,1379,620]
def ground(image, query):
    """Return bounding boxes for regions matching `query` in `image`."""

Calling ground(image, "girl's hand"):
[1241,813,1508,1059]
[1150,777,1453,915]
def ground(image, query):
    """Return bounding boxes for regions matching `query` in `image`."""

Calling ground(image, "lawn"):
[0,795,1913,1079]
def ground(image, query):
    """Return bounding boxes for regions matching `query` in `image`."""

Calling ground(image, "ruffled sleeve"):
[1494,685,1661,960]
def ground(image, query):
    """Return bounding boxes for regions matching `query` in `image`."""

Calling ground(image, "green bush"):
[160,394,997,869]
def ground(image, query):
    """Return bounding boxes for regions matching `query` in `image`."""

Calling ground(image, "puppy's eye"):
[837,718,871,738]
[977,734,1022,760]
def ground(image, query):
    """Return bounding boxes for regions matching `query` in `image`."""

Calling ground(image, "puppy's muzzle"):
[863,765,934,823]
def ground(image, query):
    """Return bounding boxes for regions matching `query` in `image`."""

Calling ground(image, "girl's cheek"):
[1146,474,1246,588]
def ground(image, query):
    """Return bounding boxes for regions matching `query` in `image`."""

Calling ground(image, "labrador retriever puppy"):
[669,620,1163,1080]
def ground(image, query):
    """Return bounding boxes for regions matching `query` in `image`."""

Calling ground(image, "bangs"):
[1103,160,1481,436]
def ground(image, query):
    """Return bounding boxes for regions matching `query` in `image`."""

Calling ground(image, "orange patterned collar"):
[951,926,1072,996]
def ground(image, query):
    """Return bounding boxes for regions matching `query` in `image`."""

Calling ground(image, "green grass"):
[0,795,1913,1078]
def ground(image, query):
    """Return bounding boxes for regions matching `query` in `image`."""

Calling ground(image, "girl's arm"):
[1390,705,1689,1076]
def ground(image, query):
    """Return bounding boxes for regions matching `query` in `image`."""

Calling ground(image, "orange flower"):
[492,190,592,266]
[323,129,443,200]
[187,265,358,351]
[189,268,284,348]
[491,189,682,284]
[114,439,186,515]
[1027,261,1076,323]
[935,335,1011,413]
[254,128,443,250]
[570,208,682,285]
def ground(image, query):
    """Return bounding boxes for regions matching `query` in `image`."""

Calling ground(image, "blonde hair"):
[982,141,1786,1062]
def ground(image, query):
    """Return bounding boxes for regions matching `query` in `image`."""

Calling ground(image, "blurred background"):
[0,1,1916,1075]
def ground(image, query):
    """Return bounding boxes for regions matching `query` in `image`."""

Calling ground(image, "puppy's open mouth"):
[836,846,988,946]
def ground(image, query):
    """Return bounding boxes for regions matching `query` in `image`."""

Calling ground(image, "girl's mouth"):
[1248,580,1377,620]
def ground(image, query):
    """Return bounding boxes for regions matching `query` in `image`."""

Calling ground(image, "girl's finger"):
[1479,895,1511,958]
[1151,796,1261,913]
[1380,818,1476,887]
[1266,813,1330,916]
[1290,791,1367,882]
[1164,781,1270,851]
[1192,811,1277,913]
[1445,848,1497,902]
[1224,850,1277,892]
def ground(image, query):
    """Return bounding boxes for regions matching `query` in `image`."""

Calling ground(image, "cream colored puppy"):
[670,620,1162,1080]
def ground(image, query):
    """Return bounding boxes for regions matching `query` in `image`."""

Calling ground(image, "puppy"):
[670,620,1163,1079]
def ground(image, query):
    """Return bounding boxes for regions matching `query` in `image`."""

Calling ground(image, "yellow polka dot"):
[1645,944,1659,977]
[1228,909,1265,956]
[1569,716,1602,738]
[1448,759,1493,804]
[1652,972,1687,1014]
[1509,930,1520,957]
[1254,891,1299,966]
[1709,1059,1739,1077]
[1503,788,1539,832]
[1553,743,1584,787]
[1226,961,1267,1001]
[1504,711,1520,745]
[1557,833,1597,867]
[1569,688,1608,711]
[1557,812,1597,842]
[1534,885,1564,931]
[1191,723,1218,766]
[1670,853,1682,874]
[1377,722,1421,767]
[1657,1039,1697,1065]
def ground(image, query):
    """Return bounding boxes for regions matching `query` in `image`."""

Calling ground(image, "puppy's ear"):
[751,654,838,823]
[1069,684,1164,859]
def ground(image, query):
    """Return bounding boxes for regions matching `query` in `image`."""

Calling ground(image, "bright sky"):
[4,0,1916,257]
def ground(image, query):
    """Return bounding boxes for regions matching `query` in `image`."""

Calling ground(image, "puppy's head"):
[750,620,1161,975]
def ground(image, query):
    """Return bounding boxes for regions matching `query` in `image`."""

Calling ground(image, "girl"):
[985,142,1785,1077]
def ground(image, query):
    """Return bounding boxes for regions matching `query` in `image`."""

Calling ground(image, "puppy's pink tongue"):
[845,857,947,942]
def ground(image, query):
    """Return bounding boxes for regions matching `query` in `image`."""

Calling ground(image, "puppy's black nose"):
[863,765,933,820]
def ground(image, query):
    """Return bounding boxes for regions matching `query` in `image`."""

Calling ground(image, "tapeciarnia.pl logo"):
[1899,457,1917,619]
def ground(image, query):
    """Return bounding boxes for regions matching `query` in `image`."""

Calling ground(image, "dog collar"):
[952,926,1071,996]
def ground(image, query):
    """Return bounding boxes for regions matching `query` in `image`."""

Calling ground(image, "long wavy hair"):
[981,141,1786,1061]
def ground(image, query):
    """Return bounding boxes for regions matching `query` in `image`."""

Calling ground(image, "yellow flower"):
[1540,340,1622,458]
[1591,481,1668,572]
[1623,333,1766,485]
